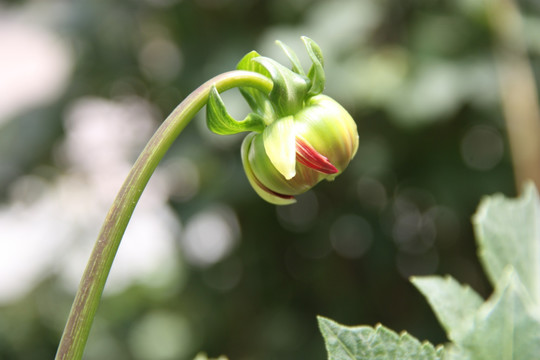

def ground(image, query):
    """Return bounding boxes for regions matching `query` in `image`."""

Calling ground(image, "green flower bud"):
[206,37,359,205]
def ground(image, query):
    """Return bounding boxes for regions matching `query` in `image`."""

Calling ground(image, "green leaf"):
[302,36,326,96]
[440,345,472,360]
[473,182,540,303]
[411,275,483,343]
[262,116,296,180]
[461,268,540,360]
[254,56,309,117]
[206,86,265,135]
[317,316,444,360]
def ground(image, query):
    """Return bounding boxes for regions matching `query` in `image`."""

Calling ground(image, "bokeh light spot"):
[329,214,373,259]
[138,37,183,83]
[276,192,318,232]
[180,205,240,267]
[460,125,504,171]
[357,177,388,211]
[0,19,72,124]
[129,312,193,360]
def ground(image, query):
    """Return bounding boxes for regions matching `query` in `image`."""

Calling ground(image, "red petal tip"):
[296,137,338,174]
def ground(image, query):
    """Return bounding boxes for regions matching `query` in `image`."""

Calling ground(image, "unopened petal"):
[263,116,296,180]
[296,136,338,174]
[241,134,296,205]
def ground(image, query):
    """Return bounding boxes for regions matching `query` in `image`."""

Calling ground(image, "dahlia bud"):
[206,37,359,205]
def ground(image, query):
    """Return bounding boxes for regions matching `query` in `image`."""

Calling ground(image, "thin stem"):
[55,70,273,360]
[489,0,540,192]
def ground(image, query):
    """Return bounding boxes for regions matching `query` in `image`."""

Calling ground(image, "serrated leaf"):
[441,345,472,360]
[317,316,444,360]
[206,86,265,135]
[461,268,540,360]
[473,182,540,303]
[302,36,326,96]
[411,276,483,343]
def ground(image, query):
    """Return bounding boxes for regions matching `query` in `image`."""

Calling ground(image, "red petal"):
[296,137,338,174]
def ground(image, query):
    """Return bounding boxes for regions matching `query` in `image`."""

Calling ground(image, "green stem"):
[55,70,273,360]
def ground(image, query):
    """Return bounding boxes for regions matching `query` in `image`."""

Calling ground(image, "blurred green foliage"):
[0,0,538,359]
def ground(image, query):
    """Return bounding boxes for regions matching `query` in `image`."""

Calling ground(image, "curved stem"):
[55,70,273,360]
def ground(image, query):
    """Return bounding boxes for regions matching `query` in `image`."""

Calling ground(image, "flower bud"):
[206,37,359,205]
[242,95,358,204]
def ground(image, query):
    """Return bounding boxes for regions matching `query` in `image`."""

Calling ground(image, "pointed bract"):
[206,86,265,135]
[253,56,309,117]
[302,36,326,96]
[275,40,306,76]
[236,51,275,121]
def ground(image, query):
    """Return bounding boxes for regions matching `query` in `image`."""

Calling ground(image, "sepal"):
[236,51,270,76]
[253,56,309,117]
[302,36,325,96]
[275,40,305,76]
[236,51,275,120]
[206,86,265,135]
[234,38,326,122]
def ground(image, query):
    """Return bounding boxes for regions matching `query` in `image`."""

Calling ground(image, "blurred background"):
[1,0,539,359]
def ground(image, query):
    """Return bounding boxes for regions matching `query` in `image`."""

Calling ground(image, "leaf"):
[411,275,483,343]
[440,345,472,360]
[317,186,540,360]
[317,316,444,360]
[473,182,540,303]
[461,268,540,360]
[206,86,265,135]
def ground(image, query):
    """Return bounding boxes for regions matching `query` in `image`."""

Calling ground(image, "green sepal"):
[262,116,296,180]
[237,50,271,77]
[275,40,305,76]
[206,86,265,135]
[236,51,275,121]
[302,36,325,96]
[254,56,309,117]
